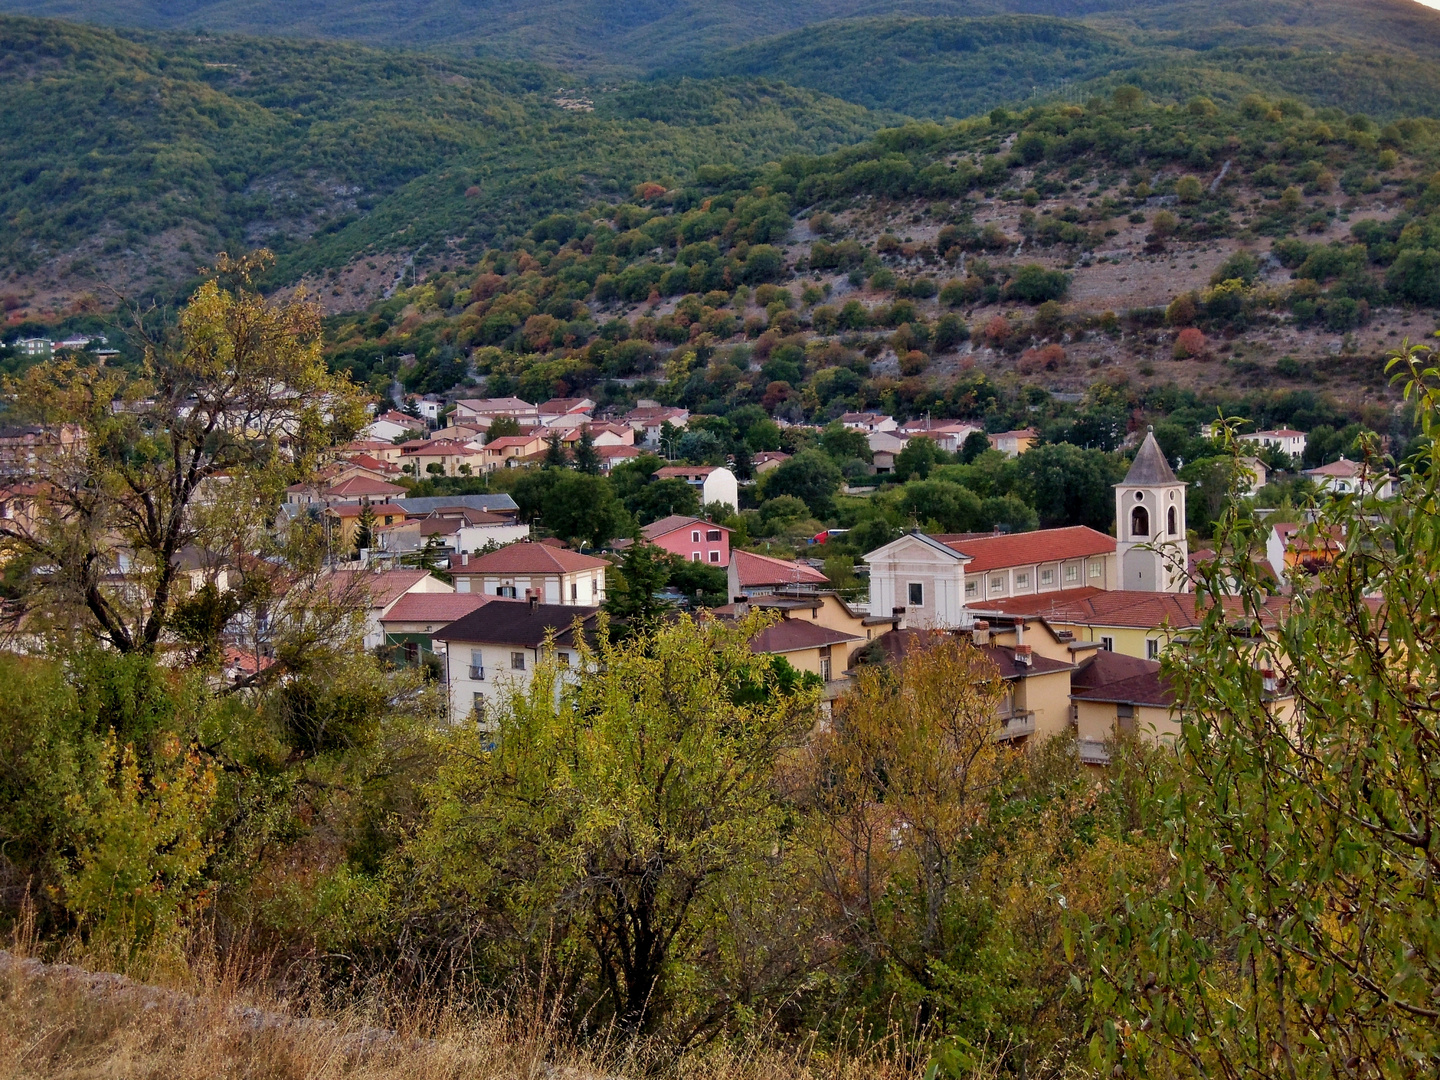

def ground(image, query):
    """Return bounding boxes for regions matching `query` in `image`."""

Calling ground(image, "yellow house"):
[748,618,859,687]
[323,500,409,549]
[723,589,898,644]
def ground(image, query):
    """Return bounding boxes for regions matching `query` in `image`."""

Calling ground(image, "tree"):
[573,427,601,474]
[541,472,630,549]
[626,476,700,526]
[1085,357,1440,1078]
[961,430,991,464]
[544,430,567,468]
[818,422,871,466]
[895,436,943,481]
[485,416,522,443]
[0,251,365,656]
[1017,443,1123,530]
[894,479,983,532]
[1004,264,1070,304]
[354,501,377,554]
[758,450,843,519]
[604,541,675,631]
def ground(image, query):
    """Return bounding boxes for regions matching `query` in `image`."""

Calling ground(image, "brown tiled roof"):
[732,549,829,588]
[748,619,859,654]
[458,543,608,574]
[1071,650,1159,691]
[642,514,729,540]
[977,643,1072,679]
[380,592,493,624]
[1071,669,1175,708]
[942,526,1115,573]
[968,587,1107,616]
[433,601,599,648]
[324,568,438,608]
[987,589,1287,631]
[326,476,406,498]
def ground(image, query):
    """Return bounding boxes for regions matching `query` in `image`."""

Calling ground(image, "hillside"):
[0,17,887,321]
[4,0,1440,76]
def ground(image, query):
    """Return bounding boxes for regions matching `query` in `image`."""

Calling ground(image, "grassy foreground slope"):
[0,17,887,313]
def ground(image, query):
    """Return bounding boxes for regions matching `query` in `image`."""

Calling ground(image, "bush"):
[1004,264,1070,304]
[1173,326,1208,359]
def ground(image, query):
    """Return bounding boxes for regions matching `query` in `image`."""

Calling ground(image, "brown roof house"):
[450,542,608,605]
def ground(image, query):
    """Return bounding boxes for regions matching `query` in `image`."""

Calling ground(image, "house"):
[578,422,636,447]
[714,588,896,643]
[638,514,731,565]
[394,494,520,520]
[341,439,406,465]
[1069,652,1179,765]
[325,476,407,502]
[322,567,453,650]
[365,410,425,442]
[538,398,596,425]
[482,434,548,471]
[652,465,739,512]
[1238,456,1268,496]
[867,430,911,474]
[1266,522,1343,586]
[1242,428,1307,459]
[623,406,690,445]
[897,419,984,454]
[989,428,1038,457]
[839,412,897,434]
[748,619,859,688]
[401,439,486,477]
[449,542,607,604]
[864,527,1119,629]
[752,451,791,475]
[0,423,85,478]
[379,591,494,665]
[452,397,540,428]
[1303,457,1394,498]
[413,508,530,554]
[323,500,413,550]
[434,598,599,723]
[596,444,644,472]
[729,549,829,600]
[0,483,44,537]
[412,397,443,423]
[333,454,402,482]
[12,338,52,359]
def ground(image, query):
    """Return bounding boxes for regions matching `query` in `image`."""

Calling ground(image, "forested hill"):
[0,17,886,320]
[4,0,1440,76]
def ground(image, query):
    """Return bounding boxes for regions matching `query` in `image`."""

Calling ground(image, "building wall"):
[443,639,581,724]
[451,523,530,552]
[1010,668,1074,739]
[1072,699,1180,747]
[1046,621,1180,661]
[452,566,605,605]
[701,469,739,512]
[868,554,966,628]
[651,524,730,565]
[962,553,1116,603]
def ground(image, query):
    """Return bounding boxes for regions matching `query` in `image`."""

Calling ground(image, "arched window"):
[1167,505,1178,536]
[1131,506,1149,538]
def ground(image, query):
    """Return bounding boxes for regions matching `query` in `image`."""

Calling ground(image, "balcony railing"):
[995,710,1036,741]
[1076,738,1111,766]
[468,665,485,680]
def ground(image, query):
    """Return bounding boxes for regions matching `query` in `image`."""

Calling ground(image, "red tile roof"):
[379,592,494,624]
[642,514,730,541]
[942,526,1115,573]
[323,568,439,608]
[981,589,1287,630]
[748,619,859,654]
[326,476,406,498]
[732,549,829,588]
[457,543,608,574]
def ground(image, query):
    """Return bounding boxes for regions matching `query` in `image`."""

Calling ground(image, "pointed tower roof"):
[1123,429,1178,485]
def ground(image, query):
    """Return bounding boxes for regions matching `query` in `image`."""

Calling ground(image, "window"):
[1116,703,1135,720]
[1015,571,1029,588]
[469,649,485,680]
[709,550,720,563]
[556,651,570,666]
[1131,505,1149,537]
[1065,564,1078,583]
[908,582,924,606]
[591,579,599,598]
[965,580,978,597]
[1100,636,1114,652]
[497,584,516,598]
[403,641,419,664]
[571,582,578,600]
[472,693,486,720]
[692,530,701,542]
[820,657,832,681]
[1168,505,1178,536]
[706,530,721,542]
[1089,561,1103,579]
[511,651,526,671]
[990,574,1004,593]
[1146,639,1160,660]
[1040,568,1053,585]
[692,552,701,562]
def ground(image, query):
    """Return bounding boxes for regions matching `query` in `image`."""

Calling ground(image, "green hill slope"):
[0,16,888,307]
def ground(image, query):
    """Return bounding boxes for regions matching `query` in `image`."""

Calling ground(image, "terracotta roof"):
[977,643,1072,679]
[991,428,1038,440]
[753,451,791,463]
[1305,457,1386,479]
[455,397,536,412]
[1252,428,1305,438]
[641,514,730,540]
[484,436,539,449]
[942,526,1116,573]
[598,445,642,460]
[982,589,1287,631]
[326,476,406,498]
[375,410,422,426]
[433,601,599,648]
[379,592,493,624]
[969,587,1108,616]
[1071,669,1175,708]
[456,543,608,574]
[404,439,477,455]
[1123,430,1178,485]
[538,397,593,414]
[748,619,859,654]
[732,549,829,588]
[324,568,438,608]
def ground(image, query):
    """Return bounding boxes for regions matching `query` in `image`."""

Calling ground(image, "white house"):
[452,397,541,427]
[450,542,607,604]
[365,410,425,442]
[897,419,984,454]
[839,412,897,434]
[867,430,911,474]
[323,567,453,650]
[652,465,739,512]
[1242,428,1307,459]
[1303,457,1394,498]
[434,598,599,724]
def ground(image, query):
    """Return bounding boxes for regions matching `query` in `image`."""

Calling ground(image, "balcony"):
[1076,738,1111,766]
[468,665,485,680]
[995,710,1035,741]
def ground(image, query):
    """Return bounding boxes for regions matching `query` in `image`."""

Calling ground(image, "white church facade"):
[863,430,1189,628]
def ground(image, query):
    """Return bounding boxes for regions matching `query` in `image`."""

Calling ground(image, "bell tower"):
[1115,429,1189,593]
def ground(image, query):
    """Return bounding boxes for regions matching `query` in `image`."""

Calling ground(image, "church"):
[863,430,1189,629]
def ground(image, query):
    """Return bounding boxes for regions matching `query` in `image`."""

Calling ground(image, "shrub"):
[1004,264,1070,304]
[1173,326,1208,359]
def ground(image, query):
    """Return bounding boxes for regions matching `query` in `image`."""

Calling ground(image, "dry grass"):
[0,946,933,1080]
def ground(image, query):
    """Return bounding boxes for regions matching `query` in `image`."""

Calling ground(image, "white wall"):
[702,468,739,512]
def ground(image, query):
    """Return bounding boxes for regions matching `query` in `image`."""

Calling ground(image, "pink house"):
[641,514,731,565]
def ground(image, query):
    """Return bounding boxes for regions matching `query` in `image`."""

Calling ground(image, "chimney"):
[1014,620,1025,647]
[461,552,469,567]
[527,588,539,610]
[1261,668,1277,694]
[1014,644,1033,667]
[972,620,990,647]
